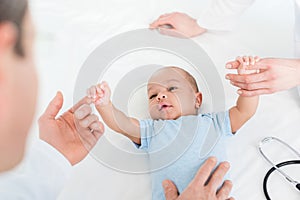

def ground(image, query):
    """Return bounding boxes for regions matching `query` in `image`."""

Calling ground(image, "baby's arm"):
[229,56,259,133]
[87,82,141,144]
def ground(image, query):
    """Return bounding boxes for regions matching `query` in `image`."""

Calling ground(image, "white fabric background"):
[27,0,300,199]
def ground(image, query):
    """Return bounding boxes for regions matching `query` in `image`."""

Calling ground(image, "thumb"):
[163,180,179,200]
[41,91,64,120]
[158,27,187,38]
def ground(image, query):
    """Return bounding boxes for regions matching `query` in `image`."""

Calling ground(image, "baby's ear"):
[195,92,202,108]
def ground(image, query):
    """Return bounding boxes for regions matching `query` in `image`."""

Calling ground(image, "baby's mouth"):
[159,104,173,111]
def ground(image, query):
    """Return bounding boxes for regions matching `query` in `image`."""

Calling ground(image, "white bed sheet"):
[29,0,300,199]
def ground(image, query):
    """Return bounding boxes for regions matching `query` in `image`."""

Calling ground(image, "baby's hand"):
[87,81,111,106]
[236,56,260,75]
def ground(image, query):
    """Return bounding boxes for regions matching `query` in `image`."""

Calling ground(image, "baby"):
[87,56,259,199]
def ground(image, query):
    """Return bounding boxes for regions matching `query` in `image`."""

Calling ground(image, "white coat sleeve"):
[295,0,300,55]
[294,0,300,95]
[197,0,255,31]
[0,139,72,200]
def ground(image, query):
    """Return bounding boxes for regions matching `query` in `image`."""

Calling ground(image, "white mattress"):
[29,0,300,199]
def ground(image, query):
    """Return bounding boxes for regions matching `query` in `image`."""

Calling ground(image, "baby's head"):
[147,66,202,120]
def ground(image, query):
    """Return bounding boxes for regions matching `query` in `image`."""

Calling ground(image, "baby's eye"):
[149,94,157,99]
[168,86,177,92]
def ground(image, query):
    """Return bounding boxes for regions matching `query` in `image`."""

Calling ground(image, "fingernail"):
[225,75,230,80]
[225,64,232,69]
[223,162,230,168]
[82,120,88,127]
[237,90,242,95]
[162,181,169,189]
[210,157,217,163]
[75,110,84,119]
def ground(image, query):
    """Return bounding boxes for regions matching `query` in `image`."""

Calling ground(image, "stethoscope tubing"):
[258,137,300,199]
[262,160,300,200]
[259,137,300,186]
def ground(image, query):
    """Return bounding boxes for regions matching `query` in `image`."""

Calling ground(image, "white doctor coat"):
[197,0,300,55]
[295,0,300,94]
[0,140,71,200]
[197,0,300,94]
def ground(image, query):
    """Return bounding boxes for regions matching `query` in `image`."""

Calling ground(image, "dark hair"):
[0,0,28,56]
[169,66,199,93]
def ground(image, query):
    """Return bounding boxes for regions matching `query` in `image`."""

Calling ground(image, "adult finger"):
[226,71,267,84]
[216,180,233,200]
[158,28,187,38]
[192,157,218,186]
[89,121,102,132]
[207,161,230,190]
[70,96,92,113]
[39,91,63,121]
[230,80,270,91]
[77,115,102,149]
[89,121,105,139]
[74,104,92,120]
[237,88,273,97]
[150,17,173,29]
[162,180,179,200]
[159,13,169,18]
[78,128,98,150]
[157,13,174,20]
[79,114,99,128]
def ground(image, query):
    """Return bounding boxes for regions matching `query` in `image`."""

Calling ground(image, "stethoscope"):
[258,137,300,200]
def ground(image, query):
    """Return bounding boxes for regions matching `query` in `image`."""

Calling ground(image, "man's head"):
[147,66,202,120]
[0,0,38,172]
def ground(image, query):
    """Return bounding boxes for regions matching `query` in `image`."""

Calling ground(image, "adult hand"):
[163,157,234,200]
[149,12,206,38]
[38,91,104,166]
[226,58,300,96]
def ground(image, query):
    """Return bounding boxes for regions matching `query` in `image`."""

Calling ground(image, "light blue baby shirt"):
[138,111,233,200]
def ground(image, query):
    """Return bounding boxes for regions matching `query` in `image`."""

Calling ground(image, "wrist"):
[295,59,300,85]
[193,20,207,36]
[96,100,112,109]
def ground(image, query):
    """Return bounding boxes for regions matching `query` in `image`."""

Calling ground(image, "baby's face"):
[147,68,201,120]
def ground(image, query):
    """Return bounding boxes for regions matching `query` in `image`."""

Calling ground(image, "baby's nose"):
[156,93,167,101]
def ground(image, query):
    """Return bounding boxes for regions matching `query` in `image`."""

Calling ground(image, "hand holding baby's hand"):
[87,81,111,106]
[235,56,260,75]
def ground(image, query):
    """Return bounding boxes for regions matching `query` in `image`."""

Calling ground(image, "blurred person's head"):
[0,0,38,172]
